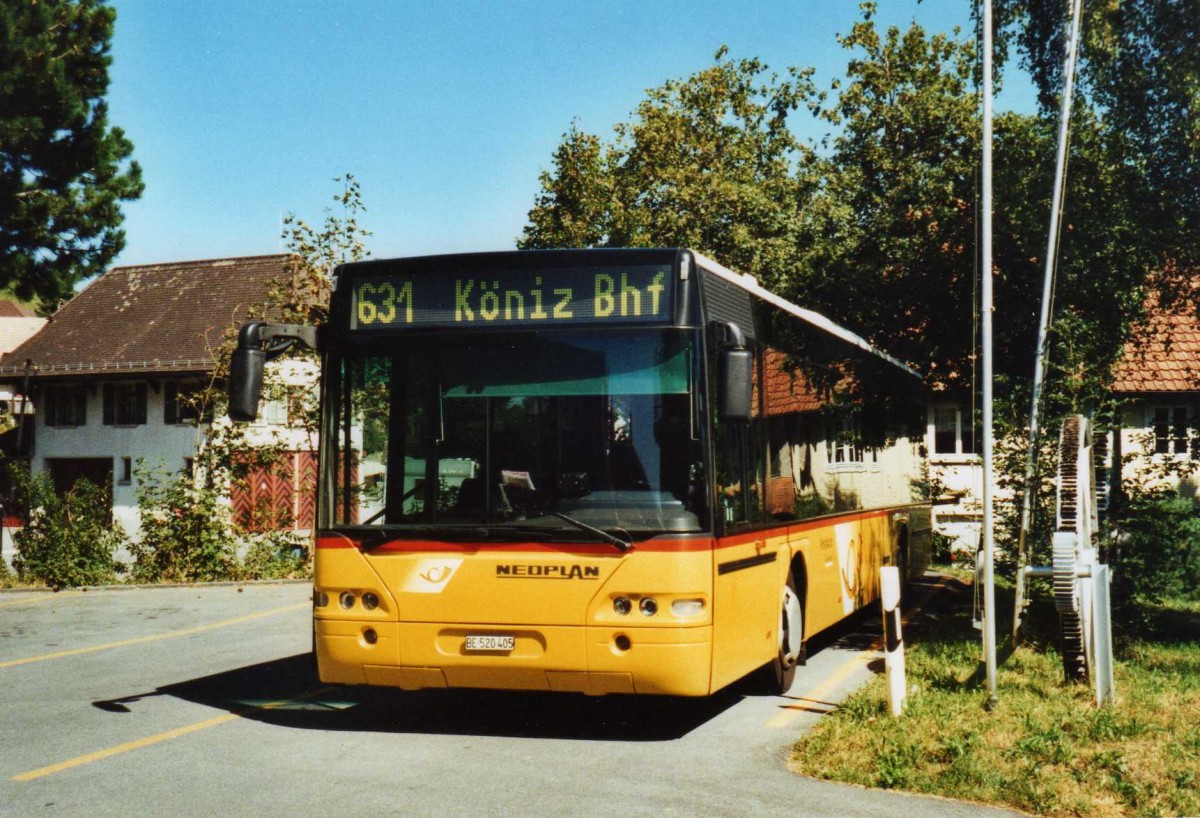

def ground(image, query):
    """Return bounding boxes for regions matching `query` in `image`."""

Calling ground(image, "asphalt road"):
[0,579,1022,817]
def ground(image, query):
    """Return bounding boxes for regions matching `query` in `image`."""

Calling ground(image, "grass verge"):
[790,580,1200,817]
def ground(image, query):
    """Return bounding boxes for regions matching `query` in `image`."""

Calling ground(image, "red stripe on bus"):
[317,507,902,555]
[315,534,714,554]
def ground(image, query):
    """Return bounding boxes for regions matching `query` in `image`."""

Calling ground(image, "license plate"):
[464,634,515,653]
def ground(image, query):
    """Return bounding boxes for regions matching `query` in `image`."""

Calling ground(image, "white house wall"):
[1118,397,1200,502]
[32,385,203,537]
[30,360,320,540]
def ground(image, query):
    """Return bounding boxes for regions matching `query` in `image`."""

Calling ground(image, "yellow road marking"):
[767,654,873,728]
[0,592,84,609]
[766,575,953,729]
[12,687,335,782]
[0,602,309,670]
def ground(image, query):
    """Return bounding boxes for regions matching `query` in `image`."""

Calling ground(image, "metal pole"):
[981,0,998,703]
[1093,564,1115,706]
[1013,0,1086,643]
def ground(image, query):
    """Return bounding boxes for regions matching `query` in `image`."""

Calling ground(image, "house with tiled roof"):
[1111,291,1200,501]
[0,255,317,550]
[924,291,1200,555]
[0,300,45,432]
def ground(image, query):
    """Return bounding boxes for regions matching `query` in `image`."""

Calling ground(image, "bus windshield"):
[330,328,707,537]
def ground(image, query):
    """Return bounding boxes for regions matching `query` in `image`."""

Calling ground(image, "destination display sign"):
[350,265,673,330]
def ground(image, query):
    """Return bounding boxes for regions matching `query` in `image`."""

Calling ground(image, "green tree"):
[523,6,1155,413]
[794,12,981,378]
[799,7,1150,412]
[996,0,1198,295]
[523,125,612,249]
[0,0,143,311]
[276,173,372,326]
[520,47,817,288]
[127,176,370,581]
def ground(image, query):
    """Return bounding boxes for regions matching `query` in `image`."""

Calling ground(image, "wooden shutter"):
[164,382,178,424]
[42,387,56,427]
[102,384,115,426]
[135,383,147,425]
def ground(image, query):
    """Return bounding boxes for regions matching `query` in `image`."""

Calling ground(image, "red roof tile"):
[0,301,36,318]
[1112,294,1200,393]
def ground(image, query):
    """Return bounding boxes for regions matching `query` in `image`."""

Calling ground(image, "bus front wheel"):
[762,568,804,695]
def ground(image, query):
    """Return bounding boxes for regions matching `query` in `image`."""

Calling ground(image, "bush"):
[129,464,239,583]
[131,463,313,583]
[9,465,125,589]
[0,552,15,588]
[1109,489,1200,627]
[239,532,310,580]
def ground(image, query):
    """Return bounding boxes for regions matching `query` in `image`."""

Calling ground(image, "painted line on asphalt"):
[0,602,309,670]
[11,687,336,782]
[0,591,85,609]
[766,575,953,729]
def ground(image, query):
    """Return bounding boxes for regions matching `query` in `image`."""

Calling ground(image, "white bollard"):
[881,566,906,716]
[1092,563,1116,707]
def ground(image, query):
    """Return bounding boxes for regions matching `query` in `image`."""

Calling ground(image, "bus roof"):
[332,248,921,380]
[689,250,922,381]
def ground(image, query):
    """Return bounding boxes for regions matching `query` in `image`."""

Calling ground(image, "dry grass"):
[790,583,1200,817]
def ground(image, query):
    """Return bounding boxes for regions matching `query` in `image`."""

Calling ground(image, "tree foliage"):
[0,0,143,311]
[520,46,817,288]
[522,7,1150,411]
[277,173,372,326]
[995,0,1199,293]
[795,14,981,380]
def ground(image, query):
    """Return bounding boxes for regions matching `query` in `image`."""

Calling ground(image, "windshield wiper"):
[356,525,491,551]
[552,512,634,553]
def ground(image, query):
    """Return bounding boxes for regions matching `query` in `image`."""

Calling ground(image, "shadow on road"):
[90,575,960,743]
[93,655,743,742]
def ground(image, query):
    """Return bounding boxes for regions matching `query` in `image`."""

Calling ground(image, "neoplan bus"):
[229,248,931,697]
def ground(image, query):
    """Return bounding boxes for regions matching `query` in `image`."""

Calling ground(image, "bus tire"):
[762,567,804,695]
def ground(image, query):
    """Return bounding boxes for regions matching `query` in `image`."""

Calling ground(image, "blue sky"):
[107,1,1029,268]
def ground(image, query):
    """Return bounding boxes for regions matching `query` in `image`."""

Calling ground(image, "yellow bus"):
[230,248,930,696]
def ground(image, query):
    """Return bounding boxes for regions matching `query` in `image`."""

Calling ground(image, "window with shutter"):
[44,385,87,427]
[104,383,148,426]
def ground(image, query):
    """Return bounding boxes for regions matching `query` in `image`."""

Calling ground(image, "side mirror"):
[227,321,320,422]
[228,322,266,422]
[717,322,753,422]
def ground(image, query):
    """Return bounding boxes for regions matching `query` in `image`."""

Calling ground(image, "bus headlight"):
[362,592,380,610]
[613,596,633,615]
[339,592,356,610]
[671,598,706,617]
[639,597,659,616]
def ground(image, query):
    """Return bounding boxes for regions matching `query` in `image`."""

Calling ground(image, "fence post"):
[881,566,906,716]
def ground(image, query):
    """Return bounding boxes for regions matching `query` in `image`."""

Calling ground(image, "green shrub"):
[1109,489,1200,627]
[0,551,16,588]
[9,465,124,589]
[239,531,310,580]
[129,464,239,583]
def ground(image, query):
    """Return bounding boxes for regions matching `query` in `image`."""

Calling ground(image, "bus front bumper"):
[315,619,714,697]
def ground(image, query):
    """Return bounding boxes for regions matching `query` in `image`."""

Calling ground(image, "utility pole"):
[980,0,998,704]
